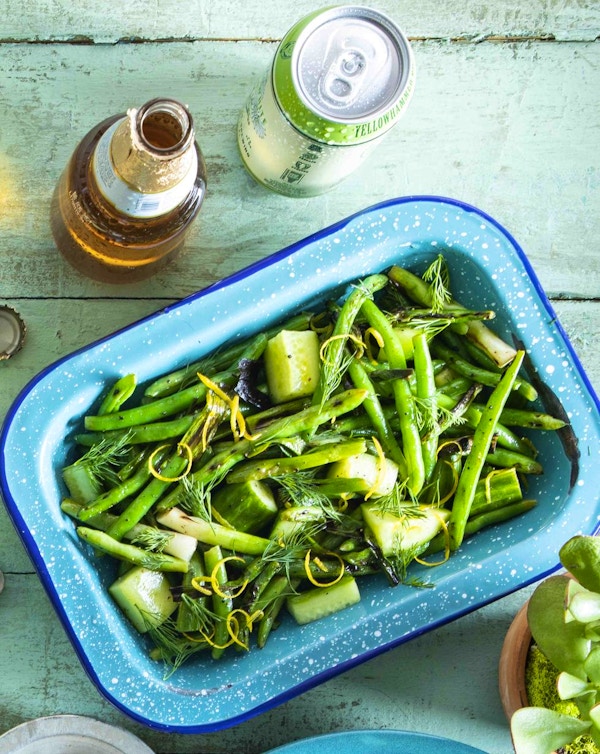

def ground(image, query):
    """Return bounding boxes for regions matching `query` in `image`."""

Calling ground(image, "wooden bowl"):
[498,600,532,720]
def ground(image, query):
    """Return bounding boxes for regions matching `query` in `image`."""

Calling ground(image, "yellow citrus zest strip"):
[436,438,464,458]
[225,613,246,649]
[210,506,233,528]
[365,327,385,362]
[414,512,451,567]
[182,631,208,644]
[197,371,260,442]
[437,460,459,507]
[364,436,386,501]
[190,576,213,596]
[225,608,265,650]
[198,627,236,650]
[231,393,261,442]
[229,393,241,440]
[304,549,345,587]
[484,468,503,506]
[210,556,248,599]
[197,372,231,403]
[337,497,349,512]
[319,332,365,365]
[147,443,193,482]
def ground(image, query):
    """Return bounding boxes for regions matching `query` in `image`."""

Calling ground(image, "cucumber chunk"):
[109,566,177,633]
[62,463,102,504]
[264,329,321,404]
[212,480,277,533]
[327,452,399,498]
[362,502,451,557]
[287,575,360,625]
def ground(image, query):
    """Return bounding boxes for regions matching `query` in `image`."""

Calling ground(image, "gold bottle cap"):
[0,305,26,360]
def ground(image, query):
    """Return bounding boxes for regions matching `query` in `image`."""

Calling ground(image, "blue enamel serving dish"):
[263,729,487,754]
[1,196,599,733]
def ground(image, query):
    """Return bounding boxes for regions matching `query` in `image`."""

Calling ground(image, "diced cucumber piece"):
[264,329,321,404]
[109,566,177,634]
[212,480,277,533]
[362,502,451,557]
[287,575,360,625]
[269,505,325,542]
[327,452,398,498]
[62,463,102,504]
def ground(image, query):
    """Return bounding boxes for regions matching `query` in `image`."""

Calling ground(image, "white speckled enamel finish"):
[1,196,599,733]
[263,729,486,754]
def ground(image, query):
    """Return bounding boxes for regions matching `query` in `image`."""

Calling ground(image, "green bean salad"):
[60,256,567,673]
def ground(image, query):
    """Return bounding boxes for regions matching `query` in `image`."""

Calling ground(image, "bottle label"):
[92,119,199,218]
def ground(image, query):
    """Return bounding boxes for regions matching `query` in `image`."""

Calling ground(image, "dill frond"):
[422,255,452,313]
[73,432,133,486]
[147,616,208,677]
[130,528,172,553]
[276,471,344,523]
[373,481,420,517]
[178,469,228,521]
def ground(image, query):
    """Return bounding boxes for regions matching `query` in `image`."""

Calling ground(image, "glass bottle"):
[51,98,207,283]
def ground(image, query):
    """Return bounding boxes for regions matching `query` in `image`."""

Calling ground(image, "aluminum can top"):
[273,5,415,145]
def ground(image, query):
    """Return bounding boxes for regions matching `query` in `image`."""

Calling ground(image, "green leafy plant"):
[511,535,600,754]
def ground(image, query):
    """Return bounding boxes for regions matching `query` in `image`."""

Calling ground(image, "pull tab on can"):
[313,19,392,113]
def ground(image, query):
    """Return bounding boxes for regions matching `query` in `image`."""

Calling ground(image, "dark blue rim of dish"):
[1,194,599,734]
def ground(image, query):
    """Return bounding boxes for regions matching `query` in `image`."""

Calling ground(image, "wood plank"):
[0,0,598,42]
[0,40,598,300]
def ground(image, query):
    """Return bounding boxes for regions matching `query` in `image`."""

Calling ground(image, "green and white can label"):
[237,5,415,197]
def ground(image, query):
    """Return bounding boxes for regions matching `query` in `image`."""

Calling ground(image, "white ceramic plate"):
[0,715,154,754]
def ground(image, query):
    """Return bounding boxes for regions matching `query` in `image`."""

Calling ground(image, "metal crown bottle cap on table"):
[0,305,26,360]
[273,5,415,144]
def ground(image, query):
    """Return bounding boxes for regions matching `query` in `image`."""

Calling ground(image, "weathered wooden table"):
[1,2,598,752]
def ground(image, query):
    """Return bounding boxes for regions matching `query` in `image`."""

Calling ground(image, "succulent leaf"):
[511,707,591,754]
[528,574,590,678]
[560,535,600,593]
[556,671,594,700]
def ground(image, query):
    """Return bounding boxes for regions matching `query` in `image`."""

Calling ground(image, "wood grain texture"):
[0,0,598,42]
[0,40,598,299]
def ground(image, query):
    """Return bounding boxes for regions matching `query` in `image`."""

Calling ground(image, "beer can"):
[237,5,415,197]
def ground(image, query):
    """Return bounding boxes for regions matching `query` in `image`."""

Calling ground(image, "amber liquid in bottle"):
[51,99,207,283]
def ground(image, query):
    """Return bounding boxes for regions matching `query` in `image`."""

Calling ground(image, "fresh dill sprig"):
[147,616,208,678]
[178,469,228,520]
[318,339,358,407]
[414,396,467,434]
[130,527,172,553]
[276,471,344,523]
[261,519,325,584]
[73,432,133,486]
[387,540,431,586]
[373,480,420,517]
[422,254,452,313]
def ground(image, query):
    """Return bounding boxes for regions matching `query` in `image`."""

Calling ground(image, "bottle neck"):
[92,99,201,219]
